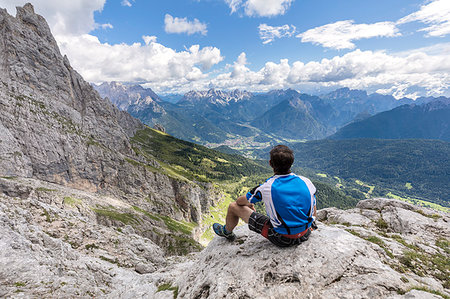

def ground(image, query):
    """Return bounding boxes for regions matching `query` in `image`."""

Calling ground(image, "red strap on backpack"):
[281,227,310,239]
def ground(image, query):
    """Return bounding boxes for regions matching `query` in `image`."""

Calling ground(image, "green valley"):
[289,139,450,207]
[128,127,367,240]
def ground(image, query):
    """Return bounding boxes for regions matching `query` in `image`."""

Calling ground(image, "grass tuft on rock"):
[400,249,450,288]
[93,207,141,226]
[397,286,450,299]
[346,229,394,258]
[63,196,82,207]
[132,206,197,235]
[375,217,388,230]
[436,238,449,254]
[157,283,179,299]
[415,209,442,221]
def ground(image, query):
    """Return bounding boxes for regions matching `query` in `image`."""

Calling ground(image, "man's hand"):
[248,203,256,211]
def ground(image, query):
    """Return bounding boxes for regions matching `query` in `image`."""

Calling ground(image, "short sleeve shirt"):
[246,173,316,235]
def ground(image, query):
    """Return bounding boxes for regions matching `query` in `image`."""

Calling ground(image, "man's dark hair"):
[269,145,294,175]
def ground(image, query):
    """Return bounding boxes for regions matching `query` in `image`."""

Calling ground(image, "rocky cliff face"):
[0,4,218,253]
[0,3,142,190]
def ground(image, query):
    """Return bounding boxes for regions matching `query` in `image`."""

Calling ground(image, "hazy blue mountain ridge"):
[132,102,231,143]
[95,84,446,146]
[159,93,183,104]
[330,98,450,141]
[318,88,423,128]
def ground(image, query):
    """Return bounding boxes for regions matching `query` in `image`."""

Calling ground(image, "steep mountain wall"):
[0,4,218,249]
[0,4,141,188]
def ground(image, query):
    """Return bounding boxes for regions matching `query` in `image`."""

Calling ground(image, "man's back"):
[249,173,316,235]
[213,144,317,247]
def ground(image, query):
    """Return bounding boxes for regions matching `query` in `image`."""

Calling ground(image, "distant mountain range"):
[94,83,448,153]
[330,98,450,141]
[251,97,326,139]
[180,89,253,106]
[95,81,161,111]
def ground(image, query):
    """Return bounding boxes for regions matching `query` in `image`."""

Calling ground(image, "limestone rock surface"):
[174,198,449,299]
[0,191,158,297]
[0,177,448,298]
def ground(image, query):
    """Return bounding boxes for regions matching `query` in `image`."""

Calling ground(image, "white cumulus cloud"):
[1,0,449,97]
[225,0,242,14]
[142,35,157,45]
[0,1,223,93]
[0,0,107,36]
[98,23,113,30]
[259,24,296,44]
[57,34,223,87]
[200,45,450,97]
[288,48,450,96]
[164,14,207,36]
[121,0,133,7]
[225,0,294,17]
[211,52,263,90]
[297,20,400,50]
[397,0,450,37]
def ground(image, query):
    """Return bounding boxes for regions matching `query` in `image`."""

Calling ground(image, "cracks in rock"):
[193,284,210,299]
[263,271,301,285]
[378,283,401,293]
[323,253,358,288]
[225,285,251,299]
[327,273,344,285]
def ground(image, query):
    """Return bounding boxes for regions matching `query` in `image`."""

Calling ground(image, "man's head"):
[269,145,294,175]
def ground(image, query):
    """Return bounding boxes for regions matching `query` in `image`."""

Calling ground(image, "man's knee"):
[228,201,238,213]
[228,201,247,215]
[228,202,253,223]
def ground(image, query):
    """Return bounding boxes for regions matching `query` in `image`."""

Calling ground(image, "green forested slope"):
[313,181,359,210]
[130,127,359,210]
[290,139,450,206]
[131,127,269,182]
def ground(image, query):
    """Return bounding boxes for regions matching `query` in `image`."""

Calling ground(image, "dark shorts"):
[248,212,311,247]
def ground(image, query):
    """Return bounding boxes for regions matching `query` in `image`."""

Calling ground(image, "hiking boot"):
[212,223,236,241]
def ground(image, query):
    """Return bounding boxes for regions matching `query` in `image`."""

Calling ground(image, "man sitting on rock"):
[213,144,317,247]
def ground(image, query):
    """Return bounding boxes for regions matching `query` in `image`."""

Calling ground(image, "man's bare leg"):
[225,201,254,232]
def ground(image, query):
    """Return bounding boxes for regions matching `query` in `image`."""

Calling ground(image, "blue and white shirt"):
[246,173,316,235]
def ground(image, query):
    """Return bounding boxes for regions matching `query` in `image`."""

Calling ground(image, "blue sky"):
[92,0,429,67]
[1,0,450,97]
